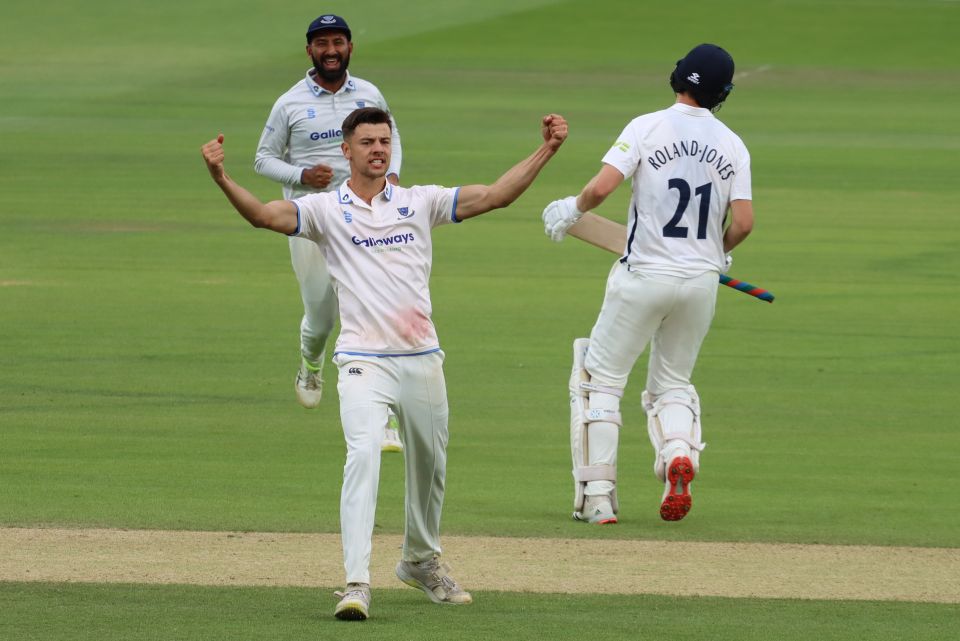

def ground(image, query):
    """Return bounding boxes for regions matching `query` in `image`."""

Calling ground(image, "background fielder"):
[254,14,404,451]
[203,107,568,619]
[543,43,754,524]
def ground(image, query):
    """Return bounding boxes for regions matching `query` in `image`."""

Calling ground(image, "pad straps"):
[583,407,622,426]
[574,465,617,483]
[581,382,624,398]
[660,433,706,452]
[581,382,623,426]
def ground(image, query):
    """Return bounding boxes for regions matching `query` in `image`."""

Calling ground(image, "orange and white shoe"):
[660,456,695,521]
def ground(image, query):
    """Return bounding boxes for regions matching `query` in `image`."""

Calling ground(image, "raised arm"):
[386,107,402,185]
[202,134,299,235]
[452,114,568,221]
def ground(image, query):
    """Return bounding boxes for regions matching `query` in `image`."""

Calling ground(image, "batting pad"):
[569,338,623,514]
[643,387,706,482]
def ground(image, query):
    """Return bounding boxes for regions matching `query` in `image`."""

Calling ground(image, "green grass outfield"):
[2,0,959,638]
[1,583,956,641]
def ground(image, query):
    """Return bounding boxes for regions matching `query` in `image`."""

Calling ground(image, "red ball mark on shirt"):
[395,307,432,342]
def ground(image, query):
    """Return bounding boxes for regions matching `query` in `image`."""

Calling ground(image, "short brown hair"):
[342,107,393,140]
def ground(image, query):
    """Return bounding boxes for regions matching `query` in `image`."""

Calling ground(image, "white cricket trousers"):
[583,263,718,495]
[333,351,449,585]
[289,236,338,362]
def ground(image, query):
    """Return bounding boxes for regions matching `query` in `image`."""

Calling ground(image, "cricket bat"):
[567,212,775,303]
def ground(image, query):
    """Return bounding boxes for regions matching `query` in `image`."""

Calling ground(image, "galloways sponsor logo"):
[352,232,415,248]
[310,128,342,141]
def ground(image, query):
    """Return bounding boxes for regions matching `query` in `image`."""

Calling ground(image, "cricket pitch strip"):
[1,527,957,603]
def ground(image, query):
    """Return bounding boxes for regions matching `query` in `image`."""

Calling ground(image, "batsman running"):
[203,107,568,619]
[542,44,754,524]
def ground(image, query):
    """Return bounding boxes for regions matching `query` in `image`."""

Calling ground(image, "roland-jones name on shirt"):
[644,140,737,180]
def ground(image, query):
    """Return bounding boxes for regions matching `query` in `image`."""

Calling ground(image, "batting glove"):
[722,253,733,273]
[542,196,583,242]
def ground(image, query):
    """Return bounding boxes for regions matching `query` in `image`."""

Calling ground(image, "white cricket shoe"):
[333,582,370,621]
[573,494,618,524]
[382,412,403,453]
[295,356,323,408]
[396,557,472,605]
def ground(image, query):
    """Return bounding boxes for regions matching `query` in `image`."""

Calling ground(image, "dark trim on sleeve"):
[620,204,640,263]
[450,187,462,223]
[286,201,301,236]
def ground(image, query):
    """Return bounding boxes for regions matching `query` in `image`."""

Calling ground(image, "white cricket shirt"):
[254,70,402,199]
[602,103,752,277]
[291,182,461,356]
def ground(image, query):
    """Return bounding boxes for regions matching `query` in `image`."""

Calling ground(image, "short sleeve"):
[730,145,752,201]
[418,185,460,227]
[291,193,329,241]
[600,121,642,179]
